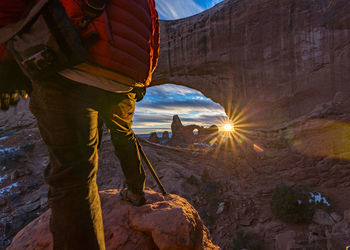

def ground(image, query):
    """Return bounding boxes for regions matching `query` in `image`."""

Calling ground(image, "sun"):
[222,123,235,132]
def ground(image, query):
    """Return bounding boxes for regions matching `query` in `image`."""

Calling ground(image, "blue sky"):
[133,0,225,134]
[155,0,223,20]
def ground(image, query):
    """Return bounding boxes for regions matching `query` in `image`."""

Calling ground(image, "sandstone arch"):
[152,0,350,128]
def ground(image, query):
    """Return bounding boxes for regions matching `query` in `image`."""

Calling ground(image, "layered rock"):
[275,209,350,250]
[152,0,350,128]
[7,189,219,250]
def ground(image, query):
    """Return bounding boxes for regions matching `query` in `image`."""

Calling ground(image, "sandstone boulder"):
[275,230,322,250]
[326,209,350,250]
[312,209,335,226]
[7,189,219,250]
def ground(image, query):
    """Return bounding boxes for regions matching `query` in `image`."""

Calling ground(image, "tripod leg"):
[136,138,167,195]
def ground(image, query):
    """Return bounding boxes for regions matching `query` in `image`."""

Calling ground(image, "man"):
[0,0,159,249]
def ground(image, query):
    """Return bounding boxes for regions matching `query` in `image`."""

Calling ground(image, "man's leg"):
[29,76,105,250]
[99,91,146,195]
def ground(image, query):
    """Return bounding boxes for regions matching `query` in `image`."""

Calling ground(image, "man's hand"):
[79,0,107,29]
[0,60,32,110]
[132,87,146,102]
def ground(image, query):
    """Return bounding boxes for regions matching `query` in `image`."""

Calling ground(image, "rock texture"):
[152,0,350,127]
[1,1,350,249]
[275,209,350,250]
[1,99,350,249]
[7,189,219,250]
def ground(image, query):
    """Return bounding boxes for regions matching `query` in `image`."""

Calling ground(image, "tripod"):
[136,137,167,196]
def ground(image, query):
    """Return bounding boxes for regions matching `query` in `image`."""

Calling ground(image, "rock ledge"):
[7,188,219,250]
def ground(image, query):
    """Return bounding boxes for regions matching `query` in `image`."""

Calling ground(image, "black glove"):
[84,0,107,17]
[132,87,146,102]
[0,60,32,110]
[79,0,107,29]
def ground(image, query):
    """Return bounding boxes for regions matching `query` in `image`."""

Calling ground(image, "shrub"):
[270,183,314,223]
[201,168,210,183]
[231,230,260,250]
[186,175,200,186]
[202,181,217,199]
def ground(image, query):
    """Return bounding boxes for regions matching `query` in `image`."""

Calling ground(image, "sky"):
[133,0,225,134]
[155,0,223,20]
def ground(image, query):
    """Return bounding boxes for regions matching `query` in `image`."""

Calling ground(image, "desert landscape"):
[1,0,350,249]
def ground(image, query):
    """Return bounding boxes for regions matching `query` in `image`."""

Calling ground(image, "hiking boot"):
[120,188,146,206]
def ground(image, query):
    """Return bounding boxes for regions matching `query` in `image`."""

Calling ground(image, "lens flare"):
[222,123,235,132]
[201,99,259,159]
[292,119,350,160]
[253,144,264,152]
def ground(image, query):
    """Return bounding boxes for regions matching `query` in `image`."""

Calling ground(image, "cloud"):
[209,0,224,7]
[196,0,224,9]
[133,84,227,133]
[147,84,203,97]
[136,84,224,115]
[136,99,224,114]
[181,114,227,123]
[133,113,172,124]
[155,0,204,20]
[133,110,226,129]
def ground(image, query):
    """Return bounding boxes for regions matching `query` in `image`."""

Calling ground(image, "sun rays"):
[221,122,235,132]
[196,100,265,160]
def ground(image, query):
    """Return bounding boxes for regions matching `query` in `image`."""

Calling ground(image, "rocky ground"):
[1,97,350,249]
[8,189,219,250]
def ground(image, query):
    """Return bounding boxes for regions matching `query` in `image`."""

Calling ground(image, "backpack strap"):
[79,0,108,29]
[0,0,48,44]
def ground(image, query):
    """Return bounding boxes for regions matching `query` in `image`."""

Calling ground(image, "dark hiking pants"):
[29,74,145,250]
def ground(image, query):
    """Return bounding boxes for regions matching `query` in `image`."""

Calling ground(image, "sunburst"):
[221,123,235,132]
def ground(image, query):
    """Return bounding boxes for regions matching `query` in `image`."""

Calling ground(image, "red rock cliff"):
[152,0,350,127]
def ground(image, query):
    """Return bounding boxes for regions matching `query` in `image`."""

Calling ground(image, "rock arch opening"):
[133,83,228,138]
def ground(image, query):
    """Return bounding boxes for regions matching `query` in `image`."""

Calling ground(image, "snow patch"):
[194,142,212,147]
[0,146,20,154]
[0,182,19,195]
[309,192,331,207]
[0,174,8,184]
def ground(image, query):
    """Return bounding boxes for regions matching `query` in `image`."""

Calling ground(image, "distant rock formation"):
[169,115,219,146]
[152,0,350,128]
[198,125,219,137]
[170,115,200,145]
[7,189,219,250]
[170,114,185,144]
[148,131,170,145]
[148,132,160,143]
[160,131,170,144]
